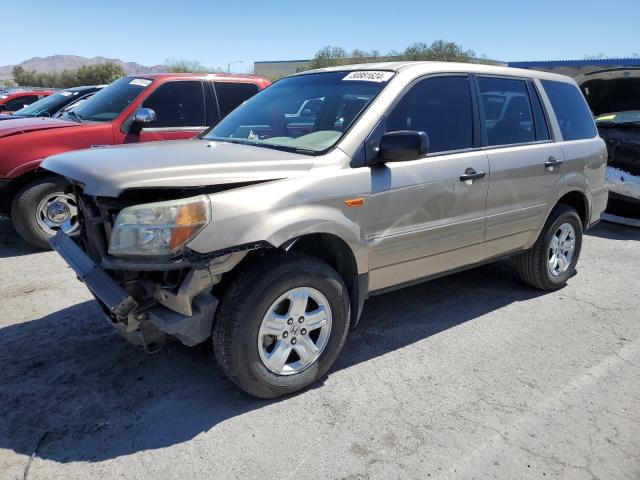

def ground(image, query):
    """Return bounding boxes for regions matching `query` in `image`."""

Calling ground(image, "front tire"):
[11,176,79,250]
[517,204,583,290]
[213,253,350,398]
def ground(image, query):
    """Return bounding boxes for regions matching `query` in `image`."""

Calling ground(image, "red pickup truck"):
[0,73,270,248]
[0,90,55,113]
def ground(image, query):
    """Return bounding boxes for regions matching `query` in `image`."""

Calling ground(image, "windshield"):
[203,70,394,154]
[13,91,78,117]
[64,77,152,122]
[596,111,640,125]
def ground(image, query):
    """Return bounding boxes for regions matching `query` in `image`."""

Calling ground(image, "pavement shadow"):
[586,220,640,241]
[0,217,42,258]
[0,258,545,464]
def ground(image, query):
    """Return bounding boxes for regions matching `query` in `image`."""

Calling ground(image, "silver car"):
[43,62,608,398]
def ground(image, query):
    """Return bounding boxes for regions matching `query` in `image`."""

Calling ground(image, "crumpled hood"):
[0,117,79,138]
[42,139,315,197]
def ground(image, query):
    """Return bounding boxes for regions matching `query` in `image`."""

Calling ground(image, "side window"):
[387,76,473,153]
[541,80,597,141]
[142,81,206,128]
[478,77,535,146]
[214,82,260,117]
[5,95,38,110]
[528,82,550,141]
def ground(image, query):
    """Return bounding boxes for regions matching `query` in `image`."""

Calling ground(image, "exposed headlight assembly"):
[109,195,211,257]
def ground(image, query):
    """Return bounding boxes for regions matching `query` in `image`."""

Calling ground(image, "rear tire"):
[213,253,350,398]
[11,176,78,250]
[517,204,583,290]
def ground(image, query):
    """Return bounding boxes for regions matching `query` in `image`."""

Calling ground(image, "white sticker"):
[129,78,152,87]
[343,71,394,83]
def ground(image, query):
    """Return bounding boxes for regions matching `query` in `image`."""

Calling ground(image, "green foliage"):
[12,62,125,88]
[165,58,207,73]
[299,40,493,72]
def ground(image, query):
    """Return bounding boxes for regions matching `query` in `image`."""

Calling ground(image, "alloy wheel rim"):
[548,222,576,277]
[258,287,332,376]
[36,192,79,236]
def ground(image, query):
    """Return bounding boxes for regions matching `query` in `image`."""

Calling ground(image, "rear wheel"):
[11,176,79,250]
[517,204,583,290]
[213,253,350,398]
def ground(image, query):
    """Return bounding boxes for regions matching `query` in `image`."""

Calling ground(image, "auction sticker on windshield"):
[343,71,394,83]
[129,79,152,87]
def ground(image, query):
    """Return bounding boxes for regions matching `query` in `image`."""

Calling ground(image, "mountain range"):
[0,55,168,80]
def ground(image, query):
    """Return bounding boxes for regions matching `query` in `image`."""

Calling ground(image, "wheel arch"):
[554,190,589,229]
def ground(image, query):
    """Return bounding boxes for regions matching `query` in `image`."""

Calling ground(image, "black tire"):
[517,204,583,290]
[11,176,73,250]
[213,253,350,398]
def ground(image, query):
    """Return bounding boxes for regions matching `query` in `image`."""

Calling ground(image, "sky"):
[3,0,639,72]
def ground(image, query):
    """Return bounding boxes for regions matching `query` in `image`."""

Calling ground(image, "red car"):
[0,73,270,248]
[0,90,55,113]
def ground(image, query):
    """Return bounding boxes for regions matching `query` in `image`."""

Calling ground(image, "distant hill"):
[0,55,169,80]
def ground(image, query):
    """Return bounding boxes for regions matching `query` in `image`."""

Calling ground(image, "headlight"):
[109,195,211,257]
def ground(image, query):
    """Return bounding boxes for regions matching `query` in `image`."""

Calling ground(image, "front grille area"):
[75,192,120,265]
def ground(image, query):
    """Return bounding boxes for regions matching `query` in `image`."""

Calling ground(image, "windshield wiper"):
[65,110,84,123]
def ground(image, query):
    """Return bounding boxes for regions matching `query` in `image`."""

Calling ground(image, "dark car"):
[0,85,104,121]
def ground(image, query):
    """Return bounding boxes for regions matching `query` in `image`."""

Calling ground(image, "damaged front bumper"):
[50,231,242,351]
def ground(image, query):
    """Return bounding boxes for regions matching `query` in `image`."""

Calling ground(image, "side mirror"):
[133,107,157,125]
[374,130,429,164]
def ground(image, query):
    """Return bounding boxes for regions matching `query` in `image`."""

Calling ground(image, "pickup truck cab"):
[0,90,55,113]
[43,62,607,398]
[0,73,270,248]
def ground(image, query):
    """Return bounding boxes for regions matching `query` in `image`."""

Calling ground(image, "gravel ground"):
[0,217,639,480]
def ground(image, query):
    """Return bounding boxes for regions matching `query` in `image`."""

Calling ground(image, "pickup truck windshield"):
[64,77,152,122]
[203,71,393,154]
[13,91,75,117]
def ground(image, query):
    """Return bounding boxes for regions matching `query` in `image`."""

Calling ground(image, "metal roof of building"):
[508,58,640,68]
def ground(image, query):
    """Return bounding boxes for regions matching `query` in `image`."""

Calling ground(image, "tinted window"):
[528,82,550,141]
[478,77,535,146]
[387,76,473,153]
[142,81,205,127]
[5,95,38,110]
[542,80,597,141]
[214,82,259,117]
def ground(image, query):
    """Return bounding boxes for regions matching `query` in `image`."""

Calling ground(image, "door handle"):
[545,156,563,170]
[460,168,486,183]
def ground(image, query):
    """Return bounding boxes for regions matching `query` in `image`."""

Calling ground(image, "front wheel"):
[517,204,583,290]
[11,176,80,250]
[213,253,350,398]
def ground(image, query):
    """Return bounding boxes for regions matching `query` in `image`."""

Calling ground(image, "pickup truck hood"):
[42,139,315,197]
[0,117,79,138]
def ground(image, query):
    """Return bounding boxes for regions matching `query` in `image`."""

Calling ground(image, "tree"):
[12,62,125,87]
[403,40,475,62]
[76,62,125,85]
[307,46,349,70]
[166,58,207,73]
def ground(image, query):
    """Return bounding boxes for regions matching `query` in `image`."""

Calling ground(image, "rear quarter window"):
[541,80,597,141]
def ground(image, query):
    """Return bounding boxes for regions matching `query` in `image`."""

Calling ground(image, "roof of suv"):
[297,61,576,84]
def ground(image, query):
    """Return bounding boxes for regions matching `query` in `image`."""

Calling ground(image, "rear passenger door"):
[365,75,490,291]
[475,76,564,258]
[213,81,260,118]
[136,80,210,142]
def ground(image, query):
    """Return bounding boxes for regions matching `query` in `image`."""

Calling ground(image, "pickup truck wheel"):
[11,176,79,250]
[213,253,350,399]
[517,204,583,290]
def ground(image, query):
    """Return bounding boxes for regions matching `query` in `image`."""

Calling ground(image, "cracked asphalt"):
[0,217,639,479]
